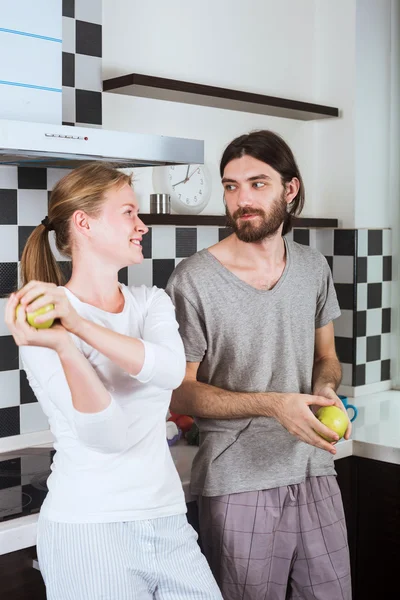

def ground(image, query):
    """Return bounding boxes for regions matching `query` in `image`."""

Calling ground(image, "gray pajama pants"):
[198,476,351,600]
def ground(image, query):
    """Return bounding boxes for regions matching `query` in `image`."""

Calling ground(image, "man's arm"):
[312,322,351,439]
[313,322,342,393]
[171,363,341,454]
[170,362,281,419]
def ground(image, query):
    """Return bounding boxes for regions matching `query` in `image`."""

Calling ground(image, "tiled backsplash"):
[0,213,393,438]
[0,0,103,441]
[0,167,71,439]
[62,0,102,126]
[292,228,392,393]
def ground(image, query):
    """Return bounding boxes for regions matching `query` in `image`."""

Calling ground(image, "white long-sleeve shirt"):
[20,284,187,523]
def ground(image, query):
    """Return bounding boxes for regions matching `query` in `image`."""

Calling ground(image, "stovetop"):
[0,447,55,522]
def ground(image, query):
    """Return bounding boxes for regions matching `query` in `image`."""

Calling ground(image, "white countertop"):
[1,390,399,556]
[347,390,400,463]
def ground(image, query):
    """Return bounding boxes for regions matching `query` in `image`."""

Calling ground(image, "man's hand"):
[274,393,341,454]
[313,385,352,440]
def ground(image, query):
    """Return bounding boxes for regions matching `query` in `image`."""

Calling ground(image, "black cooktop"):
[0,448,55,522]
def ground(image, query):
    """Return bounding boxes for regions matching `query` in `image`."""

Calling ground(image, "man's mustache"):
[232,207,266,220]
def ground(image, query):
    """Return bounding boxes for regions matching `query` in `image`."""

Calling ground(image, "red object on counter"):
[168,411,194,434]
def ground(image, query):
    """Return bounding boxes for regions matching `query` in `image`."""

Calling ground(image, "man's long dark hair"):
[220,130,305,235]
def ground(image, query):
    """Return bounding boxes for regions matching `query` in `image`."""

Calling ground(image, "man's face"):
[222,155,291,243]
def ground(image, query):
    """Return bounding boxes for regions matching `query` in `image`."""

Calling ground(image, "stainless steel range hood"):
[0,119,204,169]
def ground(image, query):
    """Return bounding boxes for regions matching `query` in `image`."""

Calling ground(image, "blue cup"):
[338,395,358,422]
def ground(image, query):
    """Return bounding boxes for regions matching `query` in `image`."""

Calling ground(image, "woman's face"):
[82,183,148,269]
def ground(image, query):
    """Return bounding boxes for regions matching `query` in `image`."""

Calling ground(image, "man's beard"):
[226,192,288,243]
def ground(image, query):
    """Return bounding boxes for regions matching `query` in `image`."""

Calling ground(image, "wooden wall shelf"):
[103,73,339,121]
[140,214,339,228]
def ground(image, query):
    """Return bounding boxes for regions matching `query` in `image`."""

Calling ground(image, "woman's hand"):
[5,293,71,352]
[13,281,83,335]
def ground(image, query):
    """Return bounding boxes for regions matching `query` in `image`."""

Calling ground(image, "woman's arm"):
[22,342,130,454]
[6,293,129,453]
[16,282,186,390]
[57,338,111,414]
[73,319,146,376]
[70,289,186,389]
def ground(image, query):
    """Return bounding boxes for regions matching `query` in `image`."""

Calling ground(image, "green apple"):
[316,406,348,441]
[16,300,55,329]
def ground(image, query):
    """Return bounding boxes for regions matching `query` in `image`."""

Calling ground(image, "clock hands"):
[172,165,199,188]
[186,166,199,181]
[171,178,187,188]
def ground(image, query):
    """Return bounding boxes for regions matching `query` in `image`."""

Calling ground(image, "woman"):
[5,163,222,600]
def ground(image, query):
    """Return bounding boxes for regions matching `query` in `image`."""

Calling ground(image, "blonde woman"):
[5,164,222,600]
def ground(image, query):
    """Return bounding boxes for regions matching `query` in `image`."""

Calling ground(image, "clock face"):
[152,164,212,214]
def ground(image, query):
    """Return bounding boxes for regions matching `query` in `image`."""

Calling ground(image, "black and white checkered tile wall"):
[0,211,393,438]
[0,167,73,438]
[62,0,102,127]
[292,228,392,390]
[0,1,103,439]
[123,226,227,289]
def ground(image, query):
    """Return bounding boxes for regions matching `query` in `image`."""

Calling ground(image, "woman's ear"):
[71,210,91,237]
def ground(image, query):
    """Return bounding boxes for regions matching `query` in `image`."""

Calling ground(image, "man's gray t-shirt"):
[166,239,341,497]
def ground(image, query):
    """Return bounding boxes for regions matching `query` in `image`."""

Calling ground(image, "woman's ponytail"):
[20,224,64,286]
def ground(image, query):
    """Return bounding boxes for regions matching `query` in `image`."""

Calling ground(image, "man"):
[166,130,352,600]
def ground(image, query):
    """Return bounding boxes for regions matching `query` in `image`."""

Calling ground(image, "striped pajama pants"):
[37,513,223,600]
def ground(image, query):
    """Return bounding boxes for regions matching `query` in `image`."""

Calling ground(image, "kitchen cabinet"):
[335,456,358,597]
[1,458,398,600]
[0,546,45,600]
[353,458,399,600]
[335,456,400,600]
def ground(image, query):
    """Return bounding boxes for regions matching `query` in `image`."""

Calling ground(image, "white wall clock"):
[152,164,212,215]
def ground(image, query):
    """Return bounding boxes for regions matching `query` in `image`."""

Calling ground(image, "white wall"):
[103,0,397,228]
[103,0,319,215]
[354,0,391,228]
[312,0,357,227]
[312,0,394,229]
[389,0,400,386]
[103,0,316,101]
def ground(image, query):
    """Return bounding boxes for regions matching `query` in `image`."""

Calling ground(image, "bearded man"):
[166,130,352,600]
